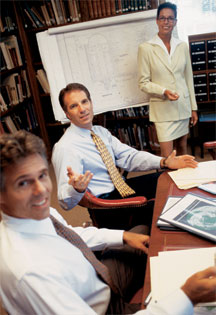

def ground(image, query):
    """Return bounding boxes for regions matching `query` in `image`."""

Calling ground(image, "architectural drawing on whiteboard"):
[87,34,114,89]
[37,10,160,121]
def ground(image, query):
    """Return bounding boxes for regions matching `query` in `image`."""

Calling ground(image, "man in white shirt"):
[0,131,215,315]
[52,83,198,229]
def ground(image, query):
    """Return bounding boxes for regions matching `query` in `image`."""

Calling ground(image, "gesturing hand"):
[67,166,93,193]
[123,231,150,255]
[181,266,216,305]
[164,150,198,169]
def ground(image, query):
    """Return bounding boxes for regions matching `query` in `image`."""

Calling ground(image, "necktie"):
[91,131,135,198]
[50,215,117,293]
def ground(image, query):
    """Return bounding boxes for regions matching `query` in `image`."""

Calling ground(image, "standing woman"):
[138,2,198,157]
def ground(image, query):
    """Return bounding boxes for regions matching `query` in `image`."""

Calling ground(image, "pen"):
[144,292,152,306]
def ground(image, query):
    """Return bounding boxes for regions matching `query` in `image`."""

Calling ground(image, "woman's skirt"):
[154,118,189,142]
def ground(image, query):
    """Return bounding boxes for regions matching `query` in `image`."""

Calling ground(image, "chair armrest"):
[79,191,147,209]
[203,141,216,149]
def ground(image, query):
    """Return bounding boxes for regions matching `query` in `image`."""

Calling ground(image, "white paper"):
[168,161,216,190]
[157,196,181,228]
[150,247,216,306]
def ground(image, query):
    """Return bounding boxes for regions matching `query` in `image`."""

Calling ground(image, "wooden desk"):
[142,172,215,307]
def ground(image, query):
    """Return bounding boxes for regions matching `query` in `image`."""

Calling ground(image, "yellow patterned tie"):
[91,131,136,198]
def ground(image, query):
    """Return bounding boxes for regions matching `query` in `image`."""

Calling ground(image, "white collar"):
[69,123,92,137]
[1,210,57,236]
[148,34,182,46]
[68,123,101,138]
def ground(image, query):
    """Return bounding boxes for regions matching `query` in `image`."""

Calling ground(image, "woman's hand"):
[164,89,179,101]
[67,166,93,193]
[190,111,198,127]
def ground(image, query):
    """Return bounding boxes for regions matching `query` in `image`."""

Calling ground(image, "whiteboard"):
[37,10,158,123]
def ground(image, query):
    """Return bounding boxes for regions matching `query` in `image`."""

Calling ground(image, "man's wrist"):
[161,157,168,169]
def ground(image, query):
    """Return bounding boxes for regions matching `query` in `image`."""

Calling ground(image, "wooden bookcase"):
[0,0,159,156]
[188,32,216,157]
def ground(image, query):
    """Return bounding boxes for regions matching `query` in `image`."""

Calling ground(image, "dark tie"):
[50,215,117,293]
[91,130,135,198]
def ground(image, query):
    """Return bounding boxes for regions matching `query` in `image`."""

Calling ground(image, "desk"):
[142,172,215,307]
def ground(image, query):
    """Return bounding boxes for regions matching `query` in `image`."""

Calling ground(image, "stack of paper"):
[157,196,182,230]
[168,160,216,189]
[158,193,216,242]
[150,247,216,307]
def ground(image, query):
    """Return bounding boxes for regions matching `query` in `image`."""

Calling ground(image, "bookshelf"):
[188,32,216,157]
[0,0,159,154]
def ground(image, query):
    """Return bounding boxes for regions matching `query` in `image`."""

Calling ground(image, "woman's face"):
[156,8,177,37]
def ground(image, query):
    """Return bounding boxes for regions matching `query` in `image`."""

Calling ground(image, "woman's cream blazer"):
[138,41,197,122]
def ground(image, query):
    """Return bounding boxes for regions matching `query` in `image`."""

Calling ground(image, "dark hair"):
[0,130,47,191]
[59,83,91,111]
[157,2,177,19]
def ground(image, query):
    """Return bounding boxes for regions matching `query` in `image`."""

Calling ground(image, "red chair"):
[203,141,216,160]
[79,190,150,230]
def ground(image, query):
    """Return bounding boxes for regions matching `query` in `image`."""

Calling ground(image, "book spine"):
[46,1,57,25]
[0,42,14,69]
[87,0,94,19]
[104,0,111,16]
[73,0,80,22]
[96,0,102,18]
[51,0,61,24]
[92,0,98,19]
[79,0,89,21]
[110,0,116,15]
[54,0,65,24]
[100,0,107,17]
[59,0,68,23]
[40,5,52,26]
[23,3,44,27]
[23,8,37,28]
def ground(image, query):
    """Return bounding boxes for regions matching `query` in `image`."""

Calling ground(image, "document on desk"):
[159,193,216,242]
[168,160,216,189]
[157,196,182,230]
[150,247,216,309]
[198,182,216,195]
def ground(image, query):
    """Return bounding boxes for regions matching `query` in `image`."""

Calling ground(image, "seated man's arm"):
[15,273,98,315]
[52,146,87,210]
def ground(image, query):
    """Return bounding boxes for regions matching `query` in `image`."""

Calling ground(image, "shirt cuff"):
[147,288,193,315]
[59,188,85,210]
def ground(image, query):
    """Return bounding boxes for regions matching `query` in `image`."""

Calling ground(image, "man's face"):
[0,154,52,220]
[64,90,94,130]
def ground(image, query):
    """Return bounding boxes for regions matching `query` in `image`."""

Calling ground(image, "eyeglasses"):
[158,17,176,23]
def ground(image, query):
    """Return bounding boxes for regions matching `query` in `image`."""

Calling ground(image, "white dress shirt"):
[148,34,182,65]
[52,124,162,209]
[0,208,123,315]
[0,209,193,315]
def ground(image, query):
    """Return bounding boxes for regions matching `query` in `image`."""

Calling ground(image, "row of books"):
[21,0,80,28]
[21,0,152,29]
[109,121,159,152]
[0,102,38,135]
[0,35,23,71]
[0,71,31,112]
[108,105,149,118]
[80,0,151,21]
